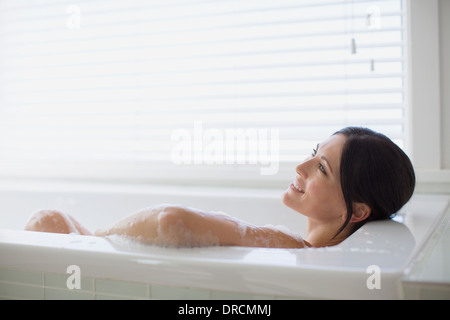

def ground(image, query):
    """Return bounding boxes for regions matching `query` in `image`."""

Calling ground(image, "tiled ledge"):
[0,267,280,300]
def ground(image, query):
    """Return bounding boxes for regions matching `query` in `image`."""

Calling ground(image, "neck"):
[305,218,349,248]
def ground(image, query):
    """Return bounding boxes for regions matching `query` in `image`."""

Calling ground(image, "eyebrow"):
[316,143,334,175]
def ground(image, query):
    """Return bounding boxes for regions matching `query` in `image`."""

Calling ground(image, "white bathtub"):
[0,180,449,300]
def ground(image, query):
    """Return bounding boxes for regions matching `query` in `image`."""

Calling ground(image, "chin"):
[281,188,304,215]
[281,187,291,205]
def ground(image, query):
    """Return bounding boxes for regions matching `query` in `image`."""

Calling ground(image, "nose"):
[296,157,314,178]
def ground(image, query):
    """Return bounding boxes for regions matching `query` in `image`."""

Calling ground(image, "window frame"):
[0,0,448,192]
[405,0,450,193]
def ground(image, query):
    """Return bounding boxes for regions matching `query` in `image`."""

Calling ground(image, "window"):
[0,0,406,186]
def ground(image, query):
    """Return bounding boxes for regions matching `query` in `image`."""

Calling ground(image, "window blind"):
[0,0,406,185]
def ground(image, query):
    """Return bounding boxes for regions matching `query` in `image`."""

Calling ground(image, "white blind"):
[0,0,406,184]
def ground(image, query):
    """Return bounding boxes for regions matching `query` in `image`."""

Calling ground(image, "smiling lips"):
[291,179,305,193]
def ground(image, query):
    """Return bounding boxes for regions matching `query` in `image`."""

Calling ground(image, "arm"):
[95,204,306,248]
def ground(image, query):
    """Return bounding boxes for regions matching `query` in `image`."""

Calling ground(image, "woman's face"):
[282,134,348,224]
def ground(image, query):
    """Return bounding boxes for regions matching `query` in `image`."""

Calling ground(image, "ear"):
[350,202,371,223]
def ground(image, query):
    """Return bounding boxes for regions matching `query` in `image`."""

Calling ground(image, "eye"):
[319,163,327,175]
[312,148,327,175]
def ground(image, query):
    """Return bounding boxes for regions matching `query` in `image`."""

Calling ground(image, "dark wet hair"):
[334,127,415,237]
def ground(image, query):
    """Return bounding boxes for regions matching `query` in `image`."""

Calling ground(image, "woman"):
[25,127,415,248]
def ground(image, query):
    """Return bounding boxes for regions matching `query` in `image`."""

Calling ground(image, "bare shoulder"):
[244,225,307,249]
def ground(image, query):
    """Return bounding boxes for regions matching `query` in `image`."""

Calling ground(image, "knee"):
[157,206,190,246]
[24,209,75,234]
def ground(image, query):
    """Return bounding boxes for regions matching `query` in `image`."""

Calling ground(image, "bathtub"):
[0,180,449,300]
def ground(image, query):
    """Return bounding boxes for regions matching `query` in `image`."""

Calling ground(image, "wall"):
[408,0,450,193]
[440,0,450,170]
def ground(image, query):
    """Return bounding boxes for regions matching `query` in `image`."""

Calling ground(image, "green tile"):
[210,290,274,300]
[0,268,43,286]
[151,284,210,300]
[44,272,93,291]
[95,278,148,299]
[95,293,138,300]
[0,282,44,300]
[421,287,450,300]
[44,288,94,300]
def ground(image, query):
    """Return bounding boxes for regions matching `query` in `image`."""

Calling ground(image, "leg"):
[24,209,92,235]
